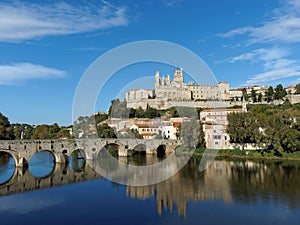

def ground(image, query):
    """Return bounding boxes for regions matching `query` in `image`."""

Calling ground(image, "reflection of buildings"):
[126,159,233,217]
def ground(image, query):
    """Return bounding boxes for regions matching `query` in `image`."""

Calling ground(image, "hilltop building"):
[126,68,230,109]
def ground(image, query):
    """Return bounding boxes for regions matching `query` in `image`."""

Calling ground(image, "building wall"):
[126,89,154,101]
[200,108,244,149]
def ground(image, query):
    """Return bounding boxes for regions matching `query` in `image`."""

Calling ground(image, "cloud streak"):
[220,1,300,44]
[226,47,300,84]
[0,1,128,42]
[0,63,66,85]
[247,68,300,84]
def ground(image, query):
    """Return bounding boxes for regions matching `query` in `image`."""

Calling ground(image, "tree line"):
[238,83,300,103]
[227,104,300,155]
[0,112,72,140]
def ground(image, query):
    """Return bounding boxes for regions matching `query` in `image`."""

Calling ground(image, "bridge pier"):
[16,157,28,168]
[118,145,128,157]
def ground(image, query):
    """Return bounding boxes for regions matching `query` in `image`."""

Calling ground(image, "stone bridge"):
[0,163,101,197]
[0,138,180,167]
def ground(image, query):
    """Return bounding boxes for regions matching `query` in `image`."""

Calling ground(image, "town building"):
[200,102,247,149]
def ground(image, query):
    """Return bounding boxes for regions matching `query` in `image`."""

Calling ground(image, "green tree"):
[250,88,257,103]
[264,110,300,154]
[31,125,49,139]
[0,113,14,140]
[130,128,143,139]
[265,86,274,102]
[97,123,116,138]
[95,113,108,125]
[197,122,206,148]
[274,84,287,100]
[57,127,71,139]
[144,104,160,118]
[227,112,258,150]
[295,83,300,94]
[47,123,60,139]
[257,93,263,102]
[242,88,249,101]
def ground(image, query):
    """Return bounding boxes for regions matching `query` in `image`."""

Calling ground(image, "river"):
[0,151,299,225]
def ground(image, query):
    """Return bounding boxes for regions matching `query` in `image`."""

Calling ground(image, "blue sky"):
[1,0,300,125]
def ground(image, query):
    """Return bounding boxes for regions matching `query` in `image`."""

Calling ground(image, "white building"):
[200,104,246,149]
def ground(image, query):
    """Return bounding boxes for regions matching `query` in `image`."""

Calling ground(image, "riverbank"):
[193,148,300,161]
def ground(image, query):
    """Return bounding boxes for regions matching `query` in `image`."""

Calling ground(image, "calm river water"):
[0,152,300,225]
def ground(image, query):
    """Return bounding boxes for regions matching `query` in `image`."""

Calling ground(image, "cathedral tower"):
[173,68,183,84]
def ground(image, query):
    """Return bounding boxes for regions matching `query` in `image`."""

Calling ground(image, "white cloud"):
[222,17,300,44]
[161,0,184,7]
[227,47,291,69]
[226,47,300,84]
[220,0,300,44]
[0,63,66,85]
[247,68,300,84]
[0,1,128,42]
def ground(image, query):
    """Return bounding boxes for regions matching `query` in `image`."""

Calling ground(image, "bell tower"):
[173,67,183,84]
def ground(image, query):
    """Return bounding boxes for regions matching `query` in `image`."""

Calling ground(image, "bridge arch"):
[28,150,56,179]
[133,144,146,155]
[0,151,17,185]
[156,145,166,158]
[103,143,120,156]
[68,149,86,172]
[0,150,18,167]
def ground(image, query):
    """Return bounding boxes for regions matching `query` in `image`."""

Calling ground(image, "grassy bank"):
[193,148,300,161]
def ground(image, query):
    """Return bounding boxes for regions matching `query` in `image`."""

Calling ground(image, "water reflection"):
[0,152,15,184]
[0,154,300,217]
[29,151,55,178]
[69,150,86,172]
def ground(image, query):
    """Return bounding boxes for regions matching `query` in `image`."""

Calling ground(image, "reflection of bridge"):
[0,139,179,167]
[0,163,101,197]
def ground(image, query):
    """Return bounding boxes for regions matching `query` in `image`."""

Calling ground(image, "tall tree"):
[242,88,249,101]
[274,84,287,100]
[265,86,274,102]
[257,93,263,102]
[250,88,257,103]
[296,83,300,94]
[0,113,14,140]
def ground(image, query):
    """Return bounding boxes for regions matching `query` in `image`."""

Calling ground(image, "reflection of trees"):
[127,158,300,216]
[230,160,300,209]
[0,153,10,166]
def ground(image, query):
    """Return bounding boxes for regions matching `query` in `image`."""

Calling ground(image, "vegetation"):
[97,123,116,138]
[227,104,300,155]
[0,113,14,140]
[177,119,205,151]
[296,83,300,94]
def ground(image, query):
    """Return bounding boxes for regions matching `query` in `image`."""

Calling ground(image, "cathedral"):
[126,68,229,103]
